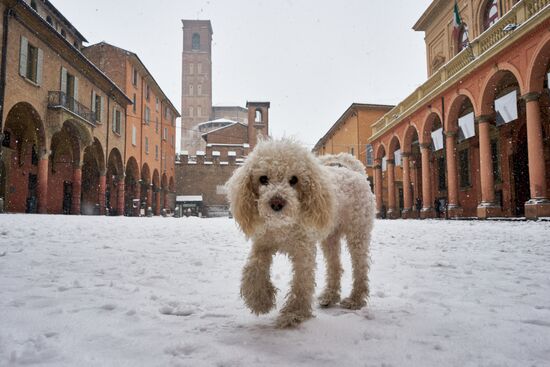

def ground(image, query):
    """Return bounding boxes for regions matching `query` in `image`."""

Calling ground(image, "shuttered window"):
[19,36,43,85]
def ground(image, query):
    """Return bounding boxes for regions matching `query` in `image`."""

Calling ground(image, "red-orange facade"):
[369,0,550,219]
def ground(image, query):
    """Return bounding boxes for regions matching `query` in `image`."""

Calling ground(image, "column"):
[98,174,106,215]
[386,159,397,219]
[36,155,49,214]
[71,165,82,215]
[445,131,462,217]
[117,177,125,216]
[420,143,435,218]
[154,188,161,216]
[476,115,501,218]
[374,162,383,218]
[401,152,412,218]
[134,183,141,217]
[523,92,550,218]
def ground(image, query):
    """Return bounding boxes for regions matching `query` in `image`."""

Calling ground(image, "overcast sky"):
[53,0,433,150]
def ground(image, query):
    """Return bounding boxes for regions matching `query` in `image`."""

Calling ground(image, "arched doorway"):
[152,169,160,215]
[141,163,151,213]
[106,148,124,215]
[161,173,168,211]
[387,136,402,218]
[511,124,530,216]
[2,102,47,213]
[124,157,140,216]
[81,139,105,215]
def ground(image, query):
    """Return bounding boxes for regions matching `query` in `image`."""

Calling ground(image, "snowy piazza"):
[1,0,550,366]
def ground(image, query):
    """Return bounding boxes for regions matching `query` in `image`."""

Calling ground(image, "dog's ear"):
[301,163,335,233]
[226,164,258,237]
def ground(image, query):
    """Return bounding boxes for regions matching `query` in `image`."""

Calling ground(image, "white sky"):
[52,0,433,150]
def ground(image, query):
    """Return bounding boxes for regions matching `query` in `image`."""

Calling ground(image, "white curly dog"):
[226,139,375,328]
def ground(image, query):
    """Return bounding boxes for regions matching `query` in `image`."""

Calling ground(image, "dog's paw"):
[318,290,340,308]
[340,297,366,310]
[275,311,312,328]
[241,282,276,315]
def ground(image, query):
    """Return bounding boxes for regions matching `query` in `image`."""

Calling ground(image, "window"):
[189,84,194,96]
[19,37,43,85]
[457,24,469,53]
[145,84,150,101]
[459,148,471,188]
[30,0,37,11]
[192,33,200,50]
[91,91,103,122]
[46,16,53,25]
[156,97,159,111]
[365,144,374,166]
[132,93,136,113]
[491,139,501,182]
[155,117,159,133]
[112,108,122,135]
[155,145,159,160]
[132,126,137,146]
[145,137,149,154]
[482,0,499,31]
[189,63,194,74]
[60,29,66,38]
[198,63,202,74]
[438,156,446,191]
[132,67,138,86]
[197,106,202,117]
[163,127,168,140]
[197,84,202,96]
[145,106,150,124]
[350,147,354,156]
[255,109,263,123]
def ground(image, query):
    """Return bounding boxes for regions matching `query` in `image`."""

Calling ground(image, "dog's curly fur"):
[226,139,375,328]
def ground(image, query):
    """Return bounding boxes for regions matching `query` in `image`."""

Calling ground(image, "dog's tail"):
[317,153,367,176]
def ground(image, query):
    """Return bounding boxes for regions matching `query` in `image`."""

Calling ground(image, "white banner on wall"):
[458,112,475,141]
[394,149,402,166]
[495,90,518,126]
[431,128,444,151]
[382,156,387,171]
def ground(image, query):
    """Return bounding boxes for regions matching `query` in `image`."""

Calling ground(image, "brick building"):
[83,42,180,216]
[0,0,179,216]
[0,0,131,214]
[175,102,269,215]
[368,0,550,219]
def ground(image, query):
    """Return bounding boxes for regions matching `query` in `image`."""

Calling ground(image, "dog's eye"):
[289,176,298,186]
[259,175,269,185]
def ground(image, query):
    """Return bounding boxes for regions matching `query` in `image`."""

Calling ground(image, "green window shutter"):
[91,90,96,112]
[99,96,104,122]
[36,48,43,85]
[73,76,79,101]
[19,36,28,77]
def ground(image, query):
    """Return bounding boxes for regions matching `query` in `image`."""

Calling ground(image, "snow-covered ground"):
[0,215,549,367]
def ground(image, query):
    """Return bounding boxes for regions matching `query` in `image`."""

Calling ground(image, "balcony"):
[47,91,96,127]
[370,0,550,140]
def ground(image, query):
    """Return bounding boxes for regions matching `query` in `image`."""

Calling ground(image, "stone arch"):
[402,123,420,153]
[104,148,123,215]
[124,156,140,216]
[446,93,476,132]
[526,32,550,93]
[479,63,525,115]
[475,0,499,35]
[141,163,151,211]
[420,111,443,144]
[387,135,402,159]
[2,102,47,213]
[374,143,386,160]
[81,138,105,214]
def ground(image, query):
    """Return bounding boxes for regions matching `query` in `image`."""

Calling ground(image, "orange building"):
[83,42,180,216]
[0,0,131,214]
[313,103,393,200]
[368,0,550,219]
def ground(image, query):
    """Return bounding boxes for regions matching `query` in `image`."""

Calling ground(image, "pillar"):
[387,159,398,219]
[401,152,412,218]
[36,155,49,214]
[98,174,106,215]
[374,162,383,218]
[117,177,125,216]
[476,115,501,218]
[445,131,462,217]
[523,93,550,218]
[154,187,161,216]
[71,165,82,215]
[420,143,435,218]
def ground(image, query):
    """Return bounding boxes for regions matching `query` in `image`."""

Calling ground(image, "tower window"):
[30,0,37,11]
[255,109,263,123]
[192,33,200,50]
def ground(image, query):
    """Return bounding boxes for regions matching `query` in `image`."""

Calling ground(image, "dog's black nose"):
[270,197,286,212]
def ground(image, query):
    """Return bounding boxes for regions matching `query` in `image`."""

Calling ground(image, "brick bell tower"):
[181,20,213,155]
[246,101,270,150]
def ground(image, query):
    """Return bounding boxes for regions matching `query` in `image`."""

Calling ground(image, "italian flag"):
[452,1,462,37]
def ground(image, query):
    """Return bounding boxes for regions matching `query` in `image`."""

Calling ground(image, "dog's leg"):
[241,244,277,315]
[341,231,370,310]
[277,244,316,328]
[318,232,342,307]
